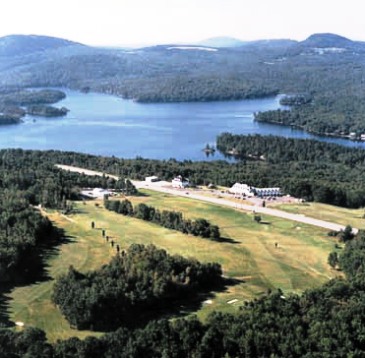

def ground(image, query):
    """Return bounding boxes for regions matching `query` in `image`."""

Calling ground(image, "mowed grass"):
[8,190,339,341]
[8,212,115,342]
[275,202,365,230]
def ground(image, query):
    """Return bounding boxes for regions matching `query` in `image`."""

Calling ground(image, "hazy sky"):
[1,0,364,46]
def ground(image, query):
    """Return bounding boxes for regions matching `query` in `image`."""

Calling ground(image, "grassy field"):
[8,191,340,341]
[274,202,365,230]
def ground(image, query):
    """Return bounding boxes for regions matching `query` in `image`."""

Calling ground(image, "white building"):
[145,176,160,183]
[254,187,281,197]
[229,183,255,197]
[172,175,189,188]
[229,183,281,197]
[81,188,113,199]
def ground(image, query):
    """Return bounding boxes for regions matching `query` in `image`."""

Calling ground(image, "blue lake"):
[1,89,365,161]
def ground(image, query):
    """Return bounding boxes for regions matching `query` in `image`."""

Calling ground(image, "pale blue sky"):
[1,0,364,46]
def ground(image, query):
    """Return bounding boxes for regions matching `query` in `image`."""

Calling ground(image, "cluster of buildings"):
[349,133,365,141]
[145,175,280,197]
[229,183,281,198]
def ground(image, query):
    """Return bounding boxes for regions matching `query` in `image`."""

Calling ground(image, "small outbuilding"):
[145,176,160,183]
[172,175,189,188]
[81,188,113,199]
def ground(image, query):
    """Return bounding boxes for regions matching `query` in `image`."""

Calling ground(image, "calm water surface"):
[1,90,364,161]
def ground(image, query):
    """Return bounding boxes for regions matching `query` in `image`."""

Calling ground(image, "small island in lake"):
[27,105,69,117]
[0,89,68,124]
[203,143,216,154]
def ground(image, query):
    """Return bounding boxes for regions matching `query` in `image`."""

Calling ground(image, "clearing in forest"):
[8,190,339,341]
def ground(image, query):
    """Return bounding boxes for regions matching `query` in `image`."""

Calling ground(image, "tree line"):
[0,192,56,283]
[0,150,136,288]
[0,89,66,106]
[52,244,222,331]
[0,149,135,209]
[257,90,365,137]
[2,145,365,208]
[216,133,365,208]
[104,198,221,240]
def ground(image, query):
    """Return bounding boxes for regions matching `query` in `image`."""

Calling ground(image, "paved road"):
[56,164,358,234]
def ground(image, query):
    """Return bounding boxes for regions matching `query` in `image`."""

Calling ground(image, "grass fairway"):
[275,202,365,230]
[8,212,114,342]
[8,191,339,341]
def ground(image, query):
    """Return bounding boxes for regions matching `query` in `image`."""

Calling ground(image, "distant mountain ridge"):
[300,33,354,48]
[199,36,297,49]
[1,33,364,54]
[0,34,84,57]
[1,32,365,102]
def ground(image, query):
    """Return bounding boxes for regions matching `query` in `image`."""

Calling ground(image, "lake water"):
[1,89,365,161]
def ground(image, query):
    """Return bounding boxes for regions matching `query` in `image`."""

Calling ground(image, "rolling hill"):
[1,33,365,134]
[0,34,83,57]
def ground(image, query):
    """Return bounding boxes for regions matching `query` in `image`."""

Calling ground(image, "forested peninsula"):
[0,89,67,124]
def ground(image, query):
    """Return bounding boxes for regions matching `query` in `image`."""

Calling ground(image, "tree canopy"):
[52,244,222,331]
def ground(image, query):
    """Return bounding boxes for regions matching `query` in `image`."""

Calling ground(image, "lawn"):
[8,191,339,341]
[275,202,365,230]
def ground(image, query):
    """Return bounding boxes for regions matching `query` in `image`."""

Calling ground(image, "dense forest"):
[40,141,365,208]
[0,148,365,355]
[0,149,135,209]
[0,143,363,208]
[0,149,138,288]
[3,230,365,357]
[52,244,222,330]
[104,198,221,240]
[216,134,365,208]
[0,195,55,283]
[255,102,365,137]
[0,89,66,106]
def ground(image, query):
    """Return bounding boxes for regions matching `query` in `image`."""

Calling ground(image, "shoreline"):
[255,119,365,142]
